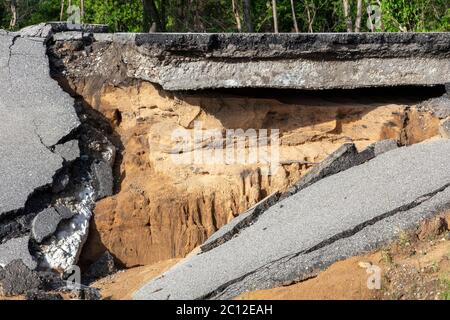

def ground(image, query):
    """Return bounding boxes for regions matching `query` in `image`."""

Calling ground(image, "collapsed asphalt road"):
[0,29,79,216]
[134,139,450,300]
[0,24,115,281]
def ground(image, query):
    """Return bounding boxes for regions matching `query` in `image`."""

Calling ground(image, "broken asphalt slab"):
[134,139,450,300]
[0,30,79,215]
[0,236,37,270]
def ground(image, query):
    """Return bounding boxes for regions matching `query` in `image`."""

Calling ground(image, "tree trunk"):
[143,0,163,32]
[143,0,151,31]
[231,0,242,32]
[160,0,167,31]
[60,0,65,21]
[342,0,352,32]
[80,0,84,23]
[375,0,385,31]
[305,0,314,32]
[272,0,278,33]
[242,0,253,32]
[9,0,17,28]
[355,0,362,32]
[366,3,375,32]
[290,0,299,32]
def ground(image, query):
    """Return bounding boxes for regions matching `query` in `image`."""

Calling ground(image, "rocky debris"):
[38,270,66,291]
[134,139,450,300]
[79,286,102,300]
[52,171,71,193]
[418,95,450,119]
[25,291,63,300]
[370,139,399,156]
[31,208,72,243]
[0,260,41,296]
[39,186,95,271]
[54,140,80,162]
[0,236,36,270]
[19,23,53,40]
[18,22,107,41]
[31,208,61,243]
[440,119,450,138]
[83,251,118,284]
[55,206,76,220]
[91,160,114,200]
[416,215,448,241]
[38,102,117,272]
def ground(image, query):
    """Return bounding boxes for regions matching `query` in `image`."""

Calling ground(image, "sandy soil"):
[237,254,382,300]
[92,258,181,300]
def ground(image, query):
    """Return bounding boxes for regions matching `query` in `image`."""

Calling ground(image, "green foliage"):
[82,0,143,32]
[26,0,61,27]
[381,0,450,31]
[440,277,450,300]
[0,0,449,32]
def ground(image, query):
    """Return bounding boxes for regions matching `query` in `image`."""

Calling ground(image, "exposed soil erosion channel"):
[66,87,445,268]
[46,38,446,269]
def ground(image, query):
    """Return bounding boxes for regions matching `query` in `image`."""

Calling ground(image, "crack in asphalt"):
[6,34,19,82]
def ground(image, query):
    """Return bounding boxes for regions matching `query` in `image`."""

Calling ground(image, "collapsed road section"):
[0,24,115,298]
[1,23,450,299]
[134,139,450,300]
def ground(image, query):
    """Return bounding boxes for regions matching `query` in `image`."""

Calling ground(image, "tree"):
[272,0,278,33]
[59,0,64,21]
[1,0,449,33]
[342,0,352,32]
[231,0,242,32]
[9,0,17,28]
[143,0,166,32]
[242,0,253,32]
[80,0,84,22]
[355,0,362,32]
[290,0,299,32]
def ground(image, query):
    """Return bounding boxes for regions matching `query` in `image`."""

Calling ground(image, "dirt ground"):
[92,259,181,300]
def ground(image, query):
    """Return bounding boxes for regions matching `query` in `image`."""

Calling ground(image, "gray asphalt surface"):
[0,31,79,215]
[134,139,450,300]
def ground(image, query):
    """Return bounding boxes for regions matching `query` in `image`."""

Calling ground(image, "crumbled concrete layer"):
[78,32,450,91]
[134,139,450,300]
[39,185,95,271]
